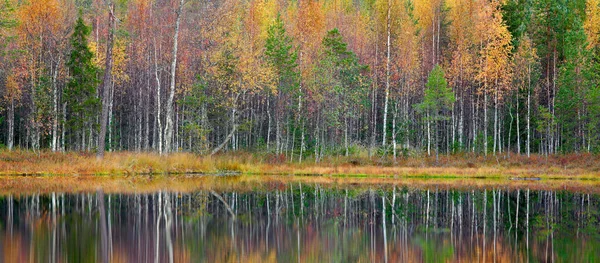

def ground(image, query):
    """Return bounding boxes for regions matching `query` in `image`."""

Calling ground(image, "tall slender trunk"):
[392,103,397,161]
[97,2,116,159]
[427,111,431,156]
[267,98,271,150]
[62,103,66,151]
[154,39,163,154]
[164,0,185,154]
[108,81,115,152]
[51,58,60,152]
[527,65,531,157]
[484,91,488,156]
[145,67,150,151]
[494,84,498,155]
[370,27,379,157]
[344,117,349,156]
[516,92,521,154]
[382,0,391,147]
[7,98,14,151]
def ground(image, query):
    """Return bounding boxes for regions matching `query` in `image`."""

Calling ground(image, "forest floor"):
[0,150,599,179]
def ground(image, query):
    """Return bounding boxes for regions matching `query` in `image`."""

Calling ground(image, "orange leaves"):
[17,0,66,45]
[3,71,22,104]
[293,0,325,69]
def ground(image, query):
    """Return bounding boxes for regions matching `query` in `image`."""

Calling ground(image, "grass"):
[0,149,599,179]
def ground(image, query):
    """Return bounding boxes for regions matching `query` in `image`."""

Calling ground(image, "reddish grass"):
[0,150,599,179]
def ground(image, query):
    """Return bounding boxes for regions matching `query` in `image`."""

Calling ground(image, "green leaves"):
[65,15,99,134]
[416,64,455,121]
[317,28,369,124]
[265,14,299,95]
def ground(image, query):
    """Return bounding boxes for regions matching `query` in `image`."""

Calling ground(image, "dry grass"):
[0,150,599,179]
[1,174,599,196]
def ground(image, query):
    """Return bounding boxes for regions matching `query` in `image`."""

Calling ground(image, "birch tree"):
[163,0,185,154]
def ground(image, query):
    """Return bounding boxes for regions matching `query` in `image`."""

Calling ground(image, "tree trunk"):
[427,111,431,156]
[154,39,163,154]
[164,0,185,154]
[494,85,498,155]
[211,108,238,156]
[527,64,531,157]
[484,90,488,156]
[108,81,115,152]
[52,58,60,152]
[517,92,521,154]
[7,98,14,151]
[344,117,349,157]
[382,0,391,147]
[392,103,397,161]
[97,2,116,159]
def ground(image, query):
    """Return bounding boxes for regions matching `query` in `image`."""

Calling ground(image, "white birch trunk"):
[382,0,391,147]
[154,39,163,154]
[164,0,184,154]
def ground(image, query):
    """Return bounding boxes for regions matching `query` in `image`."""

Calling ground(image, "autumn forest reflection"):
[0,184,598,262]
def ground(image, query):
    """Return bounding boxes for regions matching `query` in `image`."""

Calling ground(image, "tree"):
[97,1,116,158]
[416,64,455,157]
[556,18,588,152]
[3,71,21,150]
[476,1,513,155]
[16,0,69,151]
[65,14,100,151]
[163,0,185,154]
[316,28,369,156]
[265,14,299,154]
[513,35,539,157]
[0,0,17,150]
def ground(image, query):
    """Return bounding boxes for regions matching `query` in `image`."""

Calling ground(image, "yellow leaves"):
[90,39,129,85]
[240,48,276,95]
[475,1,513,98]
[89,41,101,68]
[584,0,600,49]
[513,35,538,92]
[246,0,277,43]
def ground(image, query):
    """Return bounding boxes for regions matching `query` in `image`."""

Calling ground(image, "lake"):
[0,176,598,262]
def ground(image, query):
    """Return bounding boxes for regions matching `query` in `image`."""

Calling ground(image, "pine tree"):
[317,28,369,156]
[416,64,455,156]
[65,14,99,150]
[264,14,299,154]
[556,22,588,152]
[265,14,299,94]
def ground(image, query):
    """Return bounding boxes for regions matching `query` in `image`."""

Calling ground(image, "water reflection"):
[0,185,598,262]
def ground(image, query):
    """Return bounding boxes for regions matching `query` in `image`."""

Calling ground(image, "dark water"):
[0,184,599,262]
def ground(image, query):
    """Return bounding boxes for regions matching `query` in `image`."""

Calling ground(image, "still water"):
[0,180,598,262]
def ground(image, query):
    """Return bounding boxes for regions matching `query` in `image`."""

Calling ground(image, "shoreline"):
[0,150,599,179]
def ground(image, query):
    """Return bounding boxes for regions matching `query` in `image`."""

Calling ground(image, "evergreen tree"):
[556,21,588,152]
[586,49,600,152]
[317,28,370,156]
[416,64,455,156]
[65,14,99,150]
[264,14,300,154]
[265,14,299,95]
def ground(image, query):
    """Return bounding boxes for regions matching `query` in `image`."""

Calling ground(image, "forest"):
[0,0,599,161]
